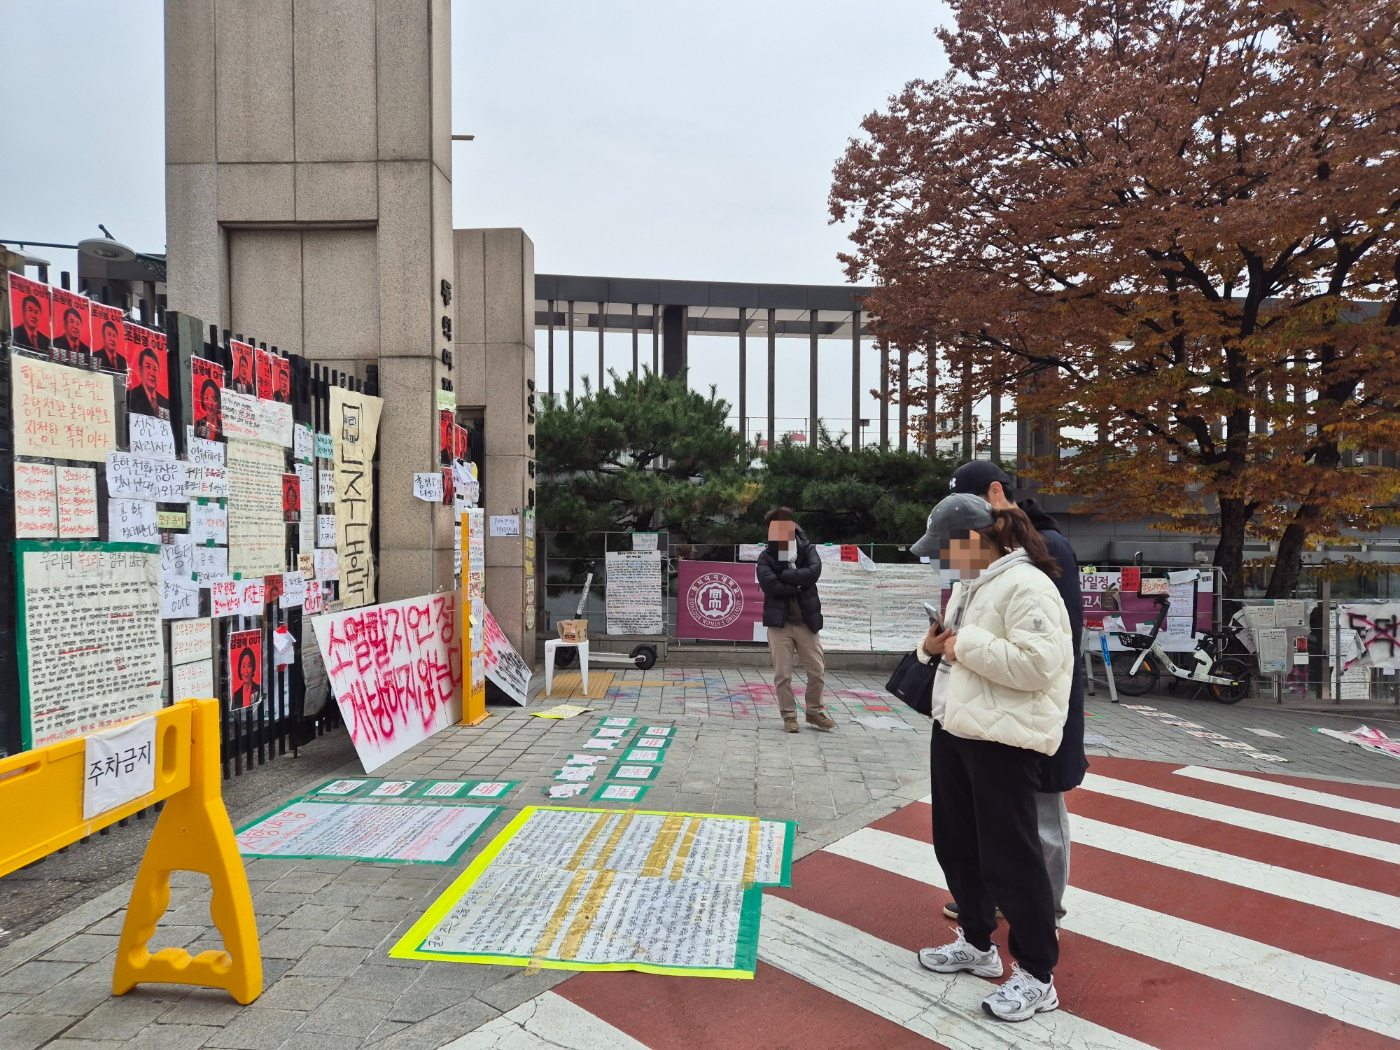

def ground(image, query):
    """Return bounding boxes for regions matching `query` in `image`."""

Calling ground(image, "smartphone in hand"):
[922,602,944,631]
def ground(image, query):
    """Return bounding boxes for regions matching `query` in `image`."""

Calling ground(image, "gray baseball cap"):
[909,492,996,558]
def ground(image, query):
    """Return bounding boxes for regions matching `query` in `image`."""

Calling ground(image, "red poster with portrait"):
[191,357,225,440]
[8,273,51,355]
[50,288,92,367]
[439,409,454,464]
[230,339,256,394]
[262,573,285,608]
[282,473,301,522]
[228,629,263,710]
[255,347,274,401]
[272,355,292,404]
[90,302,126,374]
[125,324,171,421]
[453,424,469,462]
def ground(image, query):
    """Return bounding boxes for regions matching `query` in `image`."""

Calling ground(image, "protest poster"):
[191,357,224,440]
[227,439,286,578]
[172,658,215,701]
[209,579,240,618]
[170,618,213,665]
[389,807,794,978]
[272,354,292,404]
[1339,603,1400,672]
[237,579,265,617]
[605,551,664,634]
[15,541,163,750]
[282,473,301,522]
[236,796,500,865]
[161,577,200,620]
[128,413,177,459]
[106,452,185,502]
[413,472,444,502]
[161,537,194,583]
[262,573,284,608]
[255,347,275,401]
[818,561,875,650]
[295,463,315,552]
[230,339,256,393]
[185,466,230,499]
[483,606,530,705]
[8,272,51,353]
[190,500,228,544]
[11,355,117,462]
[187,435,225,466]
[124,324,170,421]
[330,386,382,609]
[312,593,462,772]
[90,302,126,373]
[228,629,263,710]
[14,461,58,538]
[56,466,98,538]
[438,409,454,464]
[50,288,91,367]
[279,571,307,609]
[220,389,261,440]
[108,498,160,542]
[257,398,294,446]
[314,547,339,581]
[293,423,314,463]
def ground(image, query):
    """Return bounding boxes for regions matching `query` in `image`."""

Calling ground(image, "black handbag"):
[885,650,935,717]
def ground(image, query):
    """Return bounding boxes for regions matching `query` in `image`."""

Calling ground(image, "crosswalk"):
[443,755,1400,1050]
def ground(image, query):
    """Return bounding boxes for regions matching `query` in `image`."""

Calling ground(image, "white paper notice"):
[109,499,160,542]
[1256,627,1289,674]
[15,461,58,538]
[209,579,240,618]
[128,413,177,459]
[18,545,163,748]
[318,469,335,504]
[185,466,230,499]
[279,571,307,609]
[605,551,664,635]
[161,578,200,620]
[193,545,228,581]
[187,436,225,467]
[738,543,764,562]
[161,537,195,583]
[295,463,315,553]
[170,619,213,665]
[413,472,444,502]
[632,532,659,552]
[107,452,186,502]
[172,658,215,701]
[220,389,261,440]
[56,466,99,538]
[314,547,340,581]
[317,514,336,548]
[294,424,314,463]
[190,501,229,545]
[226,439,286,578]
[256,398,294,447]
[82,715,157,819]
[489,515,520,538]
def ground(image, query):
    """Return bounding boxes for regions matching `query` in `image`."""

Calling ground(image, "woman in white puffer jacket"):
[908,493,1073,1023]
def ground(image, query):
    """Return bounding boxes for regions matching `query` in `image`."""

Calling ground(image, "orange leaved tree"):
[832,0,1400,597]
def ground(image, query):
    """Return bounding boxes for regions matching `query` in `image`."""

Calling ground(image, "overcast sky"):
[0,0,951,443]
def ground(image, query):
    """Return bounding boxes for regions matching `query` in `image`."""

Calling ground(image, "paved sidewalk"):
[1,665,1397,1050]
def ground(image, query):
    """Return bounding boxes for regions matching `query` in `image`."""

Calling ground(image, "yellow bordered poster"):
[389,806,795,978]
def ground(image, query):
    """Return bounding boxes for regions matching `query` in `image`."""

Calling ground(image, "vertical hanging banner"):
[312,593,463,772]
[604,551,664,635]
[11,356,117,462]
[14,540,163,750]
[462,510,487,725]
[330,386,383,610]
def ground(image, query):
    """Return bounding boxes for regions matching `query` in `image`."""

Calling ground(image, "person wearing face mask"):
[755,507,837,734]
[908,493,1073,1023]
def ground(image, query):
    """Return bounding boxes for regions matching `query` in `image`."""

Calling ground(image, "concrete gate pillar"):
[163,0,459,602]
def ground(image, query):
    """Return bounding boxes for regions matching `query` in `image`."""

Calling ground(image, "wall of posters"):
[15,541,163,750]
[330,386,383,609]
[312,592,463,772]
[226,439,287,578]
[604,551,664,635]
[11,355,117,462]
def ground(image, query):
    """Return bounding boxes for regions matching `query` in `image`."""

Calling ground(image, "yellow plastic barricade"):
[0,698,262,1004]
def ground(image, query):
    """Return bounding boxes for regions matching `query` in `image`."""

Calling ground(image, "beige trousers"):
[767,623,827,717]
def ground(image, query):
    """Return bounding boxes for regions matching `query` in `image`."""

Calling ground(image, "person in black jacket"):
[937,462,1086,925]
[756,507,837,734]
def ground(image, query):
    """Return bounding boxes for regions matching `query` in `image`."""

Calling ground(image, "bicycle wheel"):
[1207,656,1252,704]
[1111,651,1159,696]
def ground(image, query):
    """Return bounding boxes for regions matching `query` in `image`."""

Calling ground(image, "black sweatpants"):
[930,722,1059,981]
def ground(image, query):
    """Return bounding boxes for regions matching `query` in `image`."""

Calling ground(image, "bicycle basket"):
[1115,632,1154,650]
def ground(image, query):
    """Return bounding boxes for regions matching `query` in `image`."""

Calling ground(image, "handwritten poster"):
[128,413,176,459]
[107,452,186,502]
[161,578,200,620]
[187,435,225,466]
[413,473,444,502]
[483,606,530,705]
[220,389,261,441]
[605,551,664,634]
[11,355,117,462]
[295,463,315,552]
[294,423,314,463]
[314,547,339,581]
[236,797,499,865]
[15,461,58,538]
[170,618,213,665]
[819,561,876,651]
[190,501,228,545]
[489,515,520,538]
[210,579,240,618]
[56,466,99,538]
[330,386,382,610]
[316,513,336,548]
[184,466,230,499]
[173,658,215,701]
[108,498,160,542]
[15,541,163,750]
[257,398,294,447]
[279,571,307,609]
[226,439,286,578]
[312,593,463,772]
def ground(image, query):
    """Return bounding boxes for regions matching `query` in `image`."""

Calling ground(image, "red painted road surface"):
[470,756,1400,1050]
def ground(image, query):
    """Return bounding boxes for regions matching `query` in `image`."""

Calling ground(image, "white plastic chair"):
[543,639,589,697]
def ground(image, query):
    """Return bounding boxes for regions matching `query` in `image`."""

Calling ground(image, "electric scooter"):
[551,560,659,671]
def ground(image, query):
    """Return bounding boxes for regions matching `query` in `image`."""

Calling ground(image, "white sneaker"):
[982,963,1058,1022]
[917,928,1003,978]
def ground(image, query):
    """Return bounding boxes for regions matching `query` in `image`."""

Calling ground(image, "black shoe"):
[942,901,959,920]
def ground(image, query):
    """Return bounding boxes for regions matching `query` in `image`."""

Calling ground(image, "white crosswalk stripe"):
[1173,765,1400,824]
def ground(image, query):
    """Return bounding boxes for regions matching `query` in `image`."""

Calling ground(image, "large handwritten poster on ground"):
[605,551,664,634]
[14,541,163,750]
[330,386,382,609]
[11,356,117,462]
[391,807,794,977]
[236,794,500,865]
[226,439,286,578]
[311,593,462,772]
[483,606,530,705]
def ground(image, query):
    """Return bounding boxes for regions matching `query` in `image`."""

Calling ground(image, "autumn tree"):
[536,370,759,540]
[832,0,1400,597]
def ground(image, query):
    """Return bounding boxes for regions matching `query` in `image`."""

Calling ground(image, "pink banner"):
[676,561,765,642]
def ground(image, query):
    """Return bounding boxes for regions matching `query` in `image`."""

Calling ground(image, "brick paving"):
[1,664,1397,1050]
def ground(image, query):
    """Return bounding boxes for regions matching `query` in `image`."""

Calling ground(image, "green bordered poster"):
[14,540,163,751]
[597,717,636,729]
[620,746,666,764]
[390,806,796,978]
[593,783,649,804]
[608,762,660,782]
[235,790,503,865]
[632,733,672,749]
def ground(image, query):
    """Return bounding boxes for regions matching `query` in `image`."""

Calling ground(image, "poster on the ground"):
[390,807,795,978]
[236,795,501,865]
[311,593,462,772]
[330,386,382,609]
[15,540,163,750]
[605,551,664,635]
